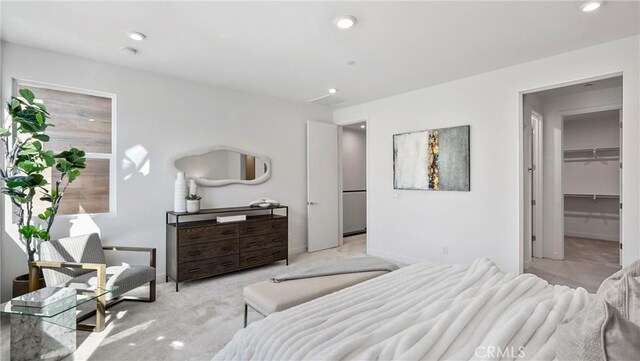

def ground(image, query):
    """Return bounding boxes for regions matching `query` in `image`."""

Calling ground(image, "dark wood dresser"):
[166,206,288,291]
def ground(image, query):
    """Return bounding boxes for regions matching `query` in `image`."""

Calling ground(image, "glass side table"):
[0,286,117,361]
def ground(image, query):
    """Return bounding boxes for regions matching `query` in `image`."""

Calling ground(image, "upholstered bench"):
[243,270,388,327]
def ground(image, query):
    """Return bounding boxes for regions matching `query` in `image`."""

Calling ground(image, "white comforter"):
[214,259,592,361]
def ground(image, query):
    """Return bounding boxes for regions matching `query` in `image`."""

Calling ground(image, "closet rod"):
[563,147,619,154]
[564,193,619,200]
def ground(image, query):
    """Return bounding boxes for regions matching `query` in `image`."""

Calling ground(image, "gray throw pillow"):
[556,300,640,361]
[597,274,640,324]
[598,259,640,295]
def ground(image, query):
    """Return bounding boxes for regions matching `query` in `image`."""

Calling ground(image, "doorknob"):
[307,202,318,205]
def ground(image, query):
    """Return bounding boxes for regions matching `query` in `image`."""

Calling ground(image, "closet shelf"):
[563,147,619,160]
[564,193,619,200]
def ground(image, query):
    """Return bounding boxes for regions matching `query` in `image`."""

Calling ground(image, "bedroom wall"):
[333,36,639,273]
[0,42,331,301]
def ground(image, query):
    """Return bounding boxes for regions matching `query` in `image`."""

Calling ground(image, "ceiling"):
[535,75,623,100]
[2,1,639,108]
[344,121,366,130]
[565,109,620,122]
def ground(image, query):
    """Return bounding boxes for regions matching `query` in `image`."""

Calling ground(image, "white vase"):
[174,172,187,212]
[186,200,200,213]
[189,179,198,196]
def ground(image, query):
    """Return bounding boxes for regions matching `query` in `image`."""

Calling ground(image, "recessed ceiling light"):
[328,88,338,94]
[360,125,366,129]
[128,31,146,41]
[347,60,356,66]
[120,47,138,56]
[581,1,602,12]
[334,15,357,29]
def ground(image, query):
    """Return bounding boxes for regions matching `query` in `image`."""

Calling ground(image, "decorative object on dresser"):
[166,205,289,291]
[174,172,187,212]
[185,194,202,213]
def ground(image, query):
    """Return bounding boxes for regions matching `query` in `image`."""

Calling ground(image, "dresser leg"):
[286,258,289,266]
[166,275,169,282]
[175,281,179,292]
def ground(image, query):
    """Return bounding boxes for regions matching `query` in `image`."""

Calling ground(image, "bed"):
[214,258,593,360]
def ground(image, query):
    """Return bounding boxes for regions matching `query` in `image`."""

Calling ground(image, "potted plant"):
[185,194,201,213]
[1,88,86,297]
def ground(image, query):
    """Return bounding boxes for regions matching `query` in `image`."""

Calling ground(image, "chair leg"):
[244,304,248,328]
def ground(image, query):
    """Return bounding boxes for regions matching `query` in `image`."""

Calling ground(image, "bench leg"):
[243,304,248,328]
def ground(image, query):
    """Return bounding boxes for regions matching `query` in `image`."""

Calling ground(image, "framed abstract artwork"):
[393,125,470,191]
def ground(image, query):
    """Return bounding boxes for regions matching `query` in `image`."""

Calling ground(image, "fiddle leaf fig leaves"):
[19,88,35,104]
[1,88,85,262]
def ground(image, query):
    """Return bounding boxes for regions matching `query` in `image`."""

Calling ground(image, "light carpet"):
[0,235,366,361]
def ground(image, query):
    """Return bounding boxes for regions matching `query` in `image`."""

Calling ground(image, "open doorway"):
[341,121,367,250]
[522,76,622,292]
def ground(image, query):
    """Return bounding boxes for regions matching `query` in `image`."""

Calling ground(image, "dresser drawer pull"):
[187,234,203,240]
[187,268,201,273]
[245,227,256,232]
[272,223,285,229]
[245,256,258,261]
[271,251,282,257]
[221,230,235,235]
[221,261,234,267]
[221,247,234,252]
[246,241,259,247]
[188,251,201,256]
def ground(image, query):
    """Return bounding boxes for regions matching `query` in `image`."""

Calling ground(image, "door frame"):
[336,118,369,249]
[518,71,623,273]
[530,111,544,259]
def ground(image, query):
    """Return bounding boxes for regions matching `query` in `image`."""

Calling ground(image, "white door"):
[307,120,340,252]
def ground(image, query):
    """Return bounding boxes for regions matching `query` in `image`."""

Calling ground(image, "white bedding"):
[214,259,592,361]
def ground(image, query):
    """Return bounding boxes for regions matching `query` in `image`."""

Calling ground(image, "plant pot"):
[186,200,201,213]
[12,273,45,297]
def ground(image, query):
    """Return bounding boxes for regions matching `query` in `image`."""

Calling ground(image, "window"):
[14,80,115,215]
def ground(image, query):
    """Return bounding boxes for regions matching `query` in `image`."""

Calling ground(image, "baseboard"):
[367,247,422,266]
[565,231,619,242]
[289,245,307,255]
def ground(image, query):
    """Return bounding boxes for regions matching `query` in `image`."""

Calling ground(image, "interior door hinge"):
[620,203,623,210]
[532,200,536,206]
[620,243,623,250]
[532,235,536,242]
[620,162,623,169]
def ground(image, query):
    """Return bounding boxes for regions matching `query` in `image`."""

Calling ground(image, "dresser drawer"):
[240,246,287,268]
[240,233,287,252]
[239,218,287,237]
[178,239,239,264]
[178,254,239,281]
[179,224,239,246]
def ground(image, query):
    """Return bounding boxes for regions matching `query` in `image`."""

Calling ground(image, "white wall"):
[334,36,639,273]
[0,42,331,301]
[540,87,622,259]
[342,127,367,234]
